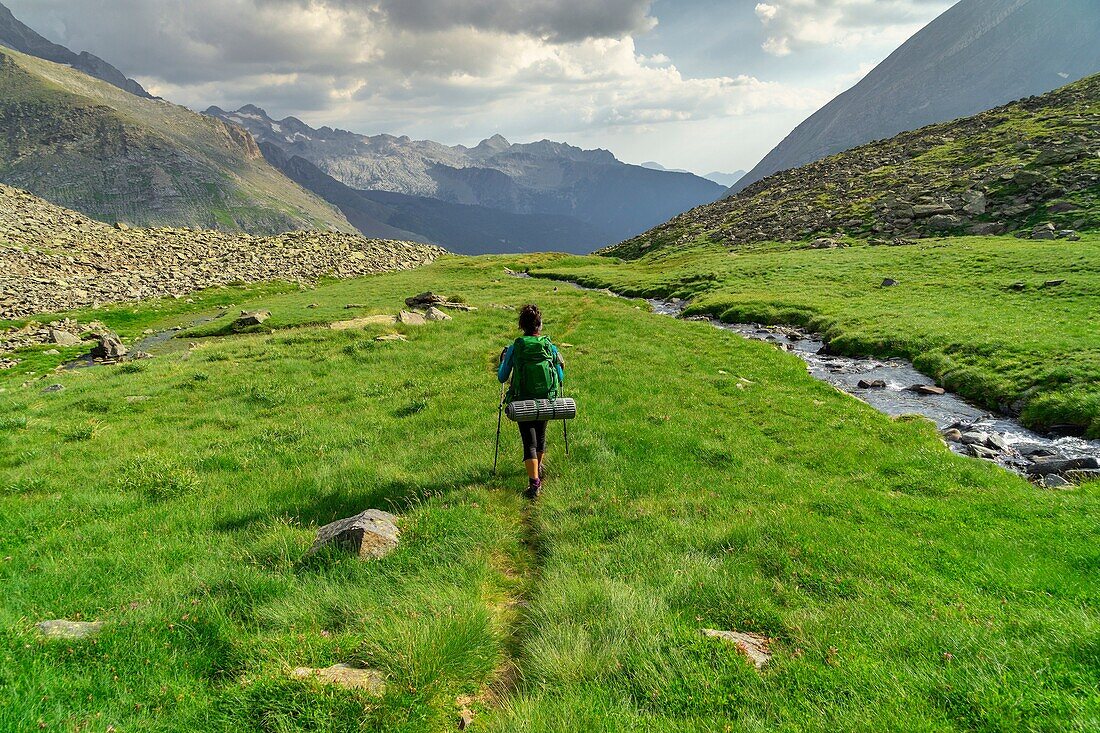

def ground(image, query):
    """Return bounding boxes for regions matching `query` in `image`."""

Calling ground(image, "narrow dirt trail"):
[470,312,582,724]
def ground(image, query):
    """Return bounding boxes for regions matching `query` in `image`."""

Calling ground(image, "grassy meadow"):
[530,234,1100,438]
[1,256,1098,731]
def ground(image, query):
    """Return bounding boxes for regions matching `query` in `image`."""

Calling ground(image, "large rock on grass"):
[91,333,127,359]
[49,329,81,347]
[424,306,452,322]
[308,509,399,560]
[236,310,271,327]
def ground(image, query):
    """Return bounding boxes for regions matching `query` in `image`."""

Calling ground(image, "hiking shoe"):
[525,478,542,500]
[538,463,547,480]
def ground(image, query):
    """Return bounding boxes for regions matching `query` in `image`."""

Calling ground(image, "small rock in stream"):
[857,379,887,389]
[960,431,990,445]
[1025,457,1100,477]
[969,445,1000,460]
[1042,475,1073,489]
[1064,469,1100,484]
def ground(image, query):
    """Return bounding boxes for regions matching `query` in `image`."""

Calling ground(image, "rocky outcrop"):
[0,184,446,320]
[605,73,1100,259]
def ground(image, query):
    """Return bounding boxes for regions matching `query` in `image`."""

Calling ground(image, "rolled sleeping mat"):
[506,398,577,422]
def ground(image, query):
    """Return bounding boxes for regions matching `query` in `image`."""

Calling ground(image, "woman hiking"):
[498,304,565,499]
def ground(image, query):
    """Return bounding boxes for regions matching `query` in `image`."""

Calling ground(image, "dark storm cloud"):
[260,0,656,42]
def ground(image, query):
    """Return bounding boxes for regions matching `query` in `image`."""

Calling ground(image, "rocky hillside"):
[206,105,725,248]
[0,1,151,98]
[0,184,445,320]
[604,73,1100,259]
[0,47,355,235]
[733,0,1100,193]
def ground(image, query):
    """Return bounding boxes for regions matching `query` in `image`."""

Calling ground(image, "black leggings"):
[518,421,547,461]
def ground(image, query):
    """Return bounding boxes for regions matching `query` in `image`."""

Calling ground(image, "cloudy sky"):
[7,0,955,174]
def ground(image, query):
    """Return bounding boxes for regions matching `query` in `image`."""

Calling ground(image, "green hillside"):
[1,258,1097,731]
[554,73,1100,439]
[0,48,354,234]
[533,233,1100,439]
[605,73,1100,260]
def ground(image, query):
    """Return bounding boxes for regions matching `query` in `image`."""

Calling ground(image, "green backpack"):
[508,336,560,402]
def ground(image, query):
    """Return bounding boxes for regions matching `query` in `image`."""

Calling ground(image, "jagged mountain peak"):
[206,104,724,250]
[475,133,511,151]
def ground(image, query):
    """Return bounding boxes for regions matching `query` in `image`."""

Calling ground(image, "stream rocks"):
[0,183,446,320]
[1023,457,1100,477]
[942,425,1099,484]
[308,509,400,560]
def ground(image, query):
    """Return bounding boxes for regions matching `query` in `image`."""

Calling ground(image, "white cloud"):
[1,0,948,170]
[762,36,791,57]
[755,3,779,23]
[8,0,825,145]
[754,0,953,56]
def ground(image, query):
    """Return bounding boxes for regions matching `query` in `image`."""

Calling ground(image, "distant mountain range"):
[0,47,353,234]
[641,162,745,188]
[259,142,612,254]
[206,105,726,250]
[0,1,151,99]
[733,0,1100,194]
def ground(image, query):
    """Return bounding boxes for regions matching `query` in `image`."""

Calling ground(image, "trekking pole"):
[493,380,505,475]
[493,347,508,476]
[492,378,503,477]
[562,379,570,457]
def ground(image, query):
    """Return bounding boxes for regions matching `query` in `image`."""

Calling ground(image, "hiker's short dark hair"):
[519,304,542,335]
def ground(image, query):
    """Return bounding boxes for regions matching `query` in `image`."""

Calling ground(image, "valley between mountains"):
[1,0,1099,731]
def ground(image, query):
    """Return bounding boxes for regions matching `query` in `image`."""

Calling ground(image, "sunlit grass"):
[1,256,1097,731]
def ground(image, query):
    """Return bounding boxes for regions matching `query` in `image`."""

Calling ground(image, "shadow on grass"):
[213,468,502,536]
